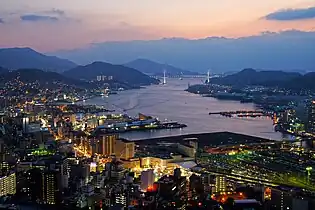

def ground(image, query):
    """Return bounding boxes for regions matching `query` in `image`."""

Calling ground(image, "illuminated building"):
[201,173,215,193]
[42,170,59,205]
[22,117,29,133]
[90,162,97,173]
[99,134,118,156]
[115,139,135,160]
[140,169,155,191]
[177,142,197,158]
[214,175,226,193]
[307,101,315,133]
[0,172,16,196]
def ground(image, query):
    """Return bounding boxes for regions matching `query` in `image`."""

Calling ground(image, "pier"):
[209,110,270,118]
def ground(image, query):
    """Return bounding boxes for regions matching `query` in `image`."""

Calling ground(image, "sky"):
[0,0,315,52]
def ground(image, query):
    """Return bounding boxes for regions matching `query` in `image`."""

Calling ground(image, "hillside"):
[124,59,197,76]
[211,69,302,87]
[283,72,315,91]
[0,69,92,88]
[0,48,77,72]
[63,61,159,87]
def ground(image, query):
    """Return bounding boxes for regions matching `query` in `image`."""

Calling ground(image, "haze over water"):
[85,78,285,141]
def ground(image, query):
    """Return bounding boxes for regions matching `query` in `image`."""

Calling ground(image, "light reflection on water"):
[84,78,291,141]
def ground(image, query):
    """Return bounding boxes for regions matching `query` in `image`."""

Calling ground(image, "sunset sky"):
[0,0,315,51]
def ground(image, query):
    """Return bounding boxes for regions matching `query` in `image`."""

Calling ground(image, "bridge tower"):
[163,69,167,84]
[206,69,210,84]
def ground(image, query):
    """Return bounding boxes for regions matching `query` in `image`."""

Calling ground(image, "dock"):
[209,110,270,118]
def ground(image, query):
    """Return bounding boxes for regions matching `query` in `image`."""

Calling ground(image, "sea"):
[81,78,292,141]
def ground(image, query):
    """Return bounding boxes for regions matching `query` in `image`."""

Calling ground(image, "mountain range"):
[0,48,77,72]
[52,30,315,73]
[211,69,315,91]
[63,61,159,86]
[0,68,91,88]
[211,69,302,87]
[124,59,198,76]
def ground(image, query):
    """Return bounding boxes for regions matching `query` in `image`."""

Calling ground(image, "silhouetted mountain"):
[283,72,315,91]
[53,30,315,72]
[0,67,8,74]
[0,48,77,72]
[0,69,92,88]
[124,59,197,76]
[63,61,159,87]
[211,69,302,87]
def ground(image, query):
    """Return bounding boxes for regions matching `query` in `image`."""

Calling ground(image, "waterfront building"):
[115,139,135,160]
[177,142,197,158]
[0,172,16,196]
[99,134,118,156]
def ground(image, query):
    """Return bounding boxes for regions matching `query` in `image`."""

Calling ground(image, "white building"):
[140,169,155,192]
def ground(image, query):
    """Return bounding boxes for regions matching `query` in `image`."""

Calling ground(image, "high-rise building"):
[115,139,135,160]
[201,173,215,193]
[60,158,69,189]
[140,169,155,191]
[99,134,118,156]
[41,170,60,205]
[307,101,315,133]
[22,117,29,133]
[156,173,187,209]
[214,175,226,193]
[0,172,16,196]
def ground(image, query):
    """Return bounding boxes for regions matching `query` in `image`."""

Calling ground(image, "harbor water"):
[83,78,288,141]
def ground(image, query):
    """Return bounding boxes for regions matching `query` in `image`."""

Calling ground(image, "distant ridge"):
[211,68,302,87]
[124,58,198,76]
[0,47,77,72]
[209,68,315,91]
[63,61,159,87]
[52,30,315,73]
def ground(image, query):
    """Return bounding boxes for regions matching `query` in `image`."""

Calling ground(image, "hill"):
[0,69,92,88]
[0,48,77,72]
[63,61,159,87]
[283,72,315,91]
[124,59,197,76]
[211,69,302,87]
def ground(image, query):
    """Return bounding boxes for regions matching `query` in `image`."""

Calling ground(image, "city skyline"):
[0,0,315,51]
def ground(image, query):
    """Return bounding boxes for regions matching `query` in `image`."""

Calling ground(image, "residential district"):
[1,89,315,210]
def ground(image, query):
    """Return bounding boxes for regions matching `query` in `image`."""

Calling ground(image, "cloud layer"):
[0,18,3,23]
[265,7,315,21]
[20,14,58,22]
